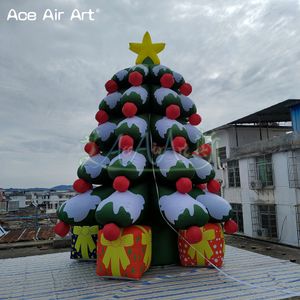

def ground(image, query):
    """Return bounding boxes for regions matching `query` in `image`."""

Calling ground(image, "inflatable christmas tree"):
[55,32,238,279]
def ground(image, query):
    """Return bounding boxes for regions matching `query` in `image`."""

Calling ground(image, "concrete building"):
[205,99,300,247]
[1,189,76,214]
[24,190,76,213]
[41,191,76,213]
[0,189,21,212]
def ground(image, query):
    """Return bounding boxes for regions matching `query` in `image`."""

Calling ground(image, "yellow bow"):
[101,231,134,276]
[135,226,152,267]
[188,228,215,265]
[73,226,98,259]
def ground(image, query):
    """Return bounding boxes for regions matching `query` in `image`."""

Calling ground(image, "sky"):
[1,0,300,188]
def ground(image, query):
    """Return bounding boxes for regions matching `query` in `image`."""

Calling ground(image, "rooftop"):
[205,99,300,135]
[1,246,300,299]
[0,227,55,243]
[228,131,300,160]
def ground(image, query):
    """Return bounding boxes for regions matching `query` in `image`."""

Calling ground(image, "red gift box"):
[96,225,151,280]
[178,223,225,267]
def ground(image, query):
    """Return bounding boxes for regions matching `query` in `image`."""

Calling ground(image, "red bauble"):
[95,110,109,124]
[197,183,207,190]
[179,83,192,96]
[189,113,202,126]
[73,179,92,193]
[103,223,121,241]
[185,226,202,244]
[176,177,193,194]
[198,143,212,157]
[172,136,187,152]
[224,220,238,234]
[122,102,137,118]
[128,71,143,86]
[54,221,70,237]
[118,135,134,150]
[84,142,100,156]
[105,79,118,93]
[113,176,130,192]
[160,73,174,88]
[207,179,221,194]
[166,104,181,119]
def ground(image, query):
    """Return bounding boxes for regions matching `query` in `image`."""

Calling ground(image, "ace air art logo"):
[6,8,100,22]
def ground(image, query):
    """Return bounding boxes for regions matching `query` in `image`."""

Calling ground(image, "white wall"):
[272,152,299,245]
[225,158,255,237]
[211,129,230,164]
[210,129,230,185]
[210,126,290,160]
[9,195,27,208]
[276,204,298,245]
[211,127,300,247]
[227,126,289,153]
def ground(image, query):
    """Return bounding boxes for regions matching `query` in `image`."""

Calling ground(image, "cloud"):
[0,0,300,187]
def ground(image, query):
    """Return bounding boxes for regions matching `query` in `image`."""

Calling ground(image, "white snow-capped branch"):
[159,192,208,224]
[96,191,145,222]
[83,154,110,179]
[118,116,147,137]
[61,191,101,222]
[109,150,146,176]
[156,150,192,177]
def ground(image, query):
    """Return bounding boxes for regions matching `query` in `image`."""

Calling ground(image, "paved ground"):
[1,245,300,300]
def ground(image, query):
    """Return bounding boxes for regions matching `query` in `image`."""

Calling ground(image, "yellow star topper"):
[129,32,165,65]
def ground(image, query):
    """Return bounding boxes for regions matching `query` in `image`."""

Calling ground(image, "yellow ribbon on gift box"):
[101,231,134,277]
[135,226,151,268]
[73,226,98,259]
[187,227,216,265]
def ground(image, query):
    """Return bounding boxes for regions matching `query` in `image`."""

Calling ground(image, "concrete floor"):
[0,235,300,299]
[1,234,299,264]
[1,245,300,300]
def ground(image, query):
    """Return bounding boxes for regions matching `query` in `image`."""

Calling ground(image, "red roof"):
[0,226,55,243]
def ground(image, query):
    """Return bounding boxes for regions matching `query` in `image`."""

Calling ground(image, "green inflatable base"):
[151,225,179,266]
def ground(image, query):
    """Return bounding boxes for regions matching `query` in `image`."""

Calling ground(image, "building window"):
[249,155,273,188]
[296,205,300,246]
[288,152,300,188]
[8,201,19,212]
[251,204,277,239]
[231,203,243,232]
[228,160,240,187]
[257,155,273,186]
[216,147,227,165]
